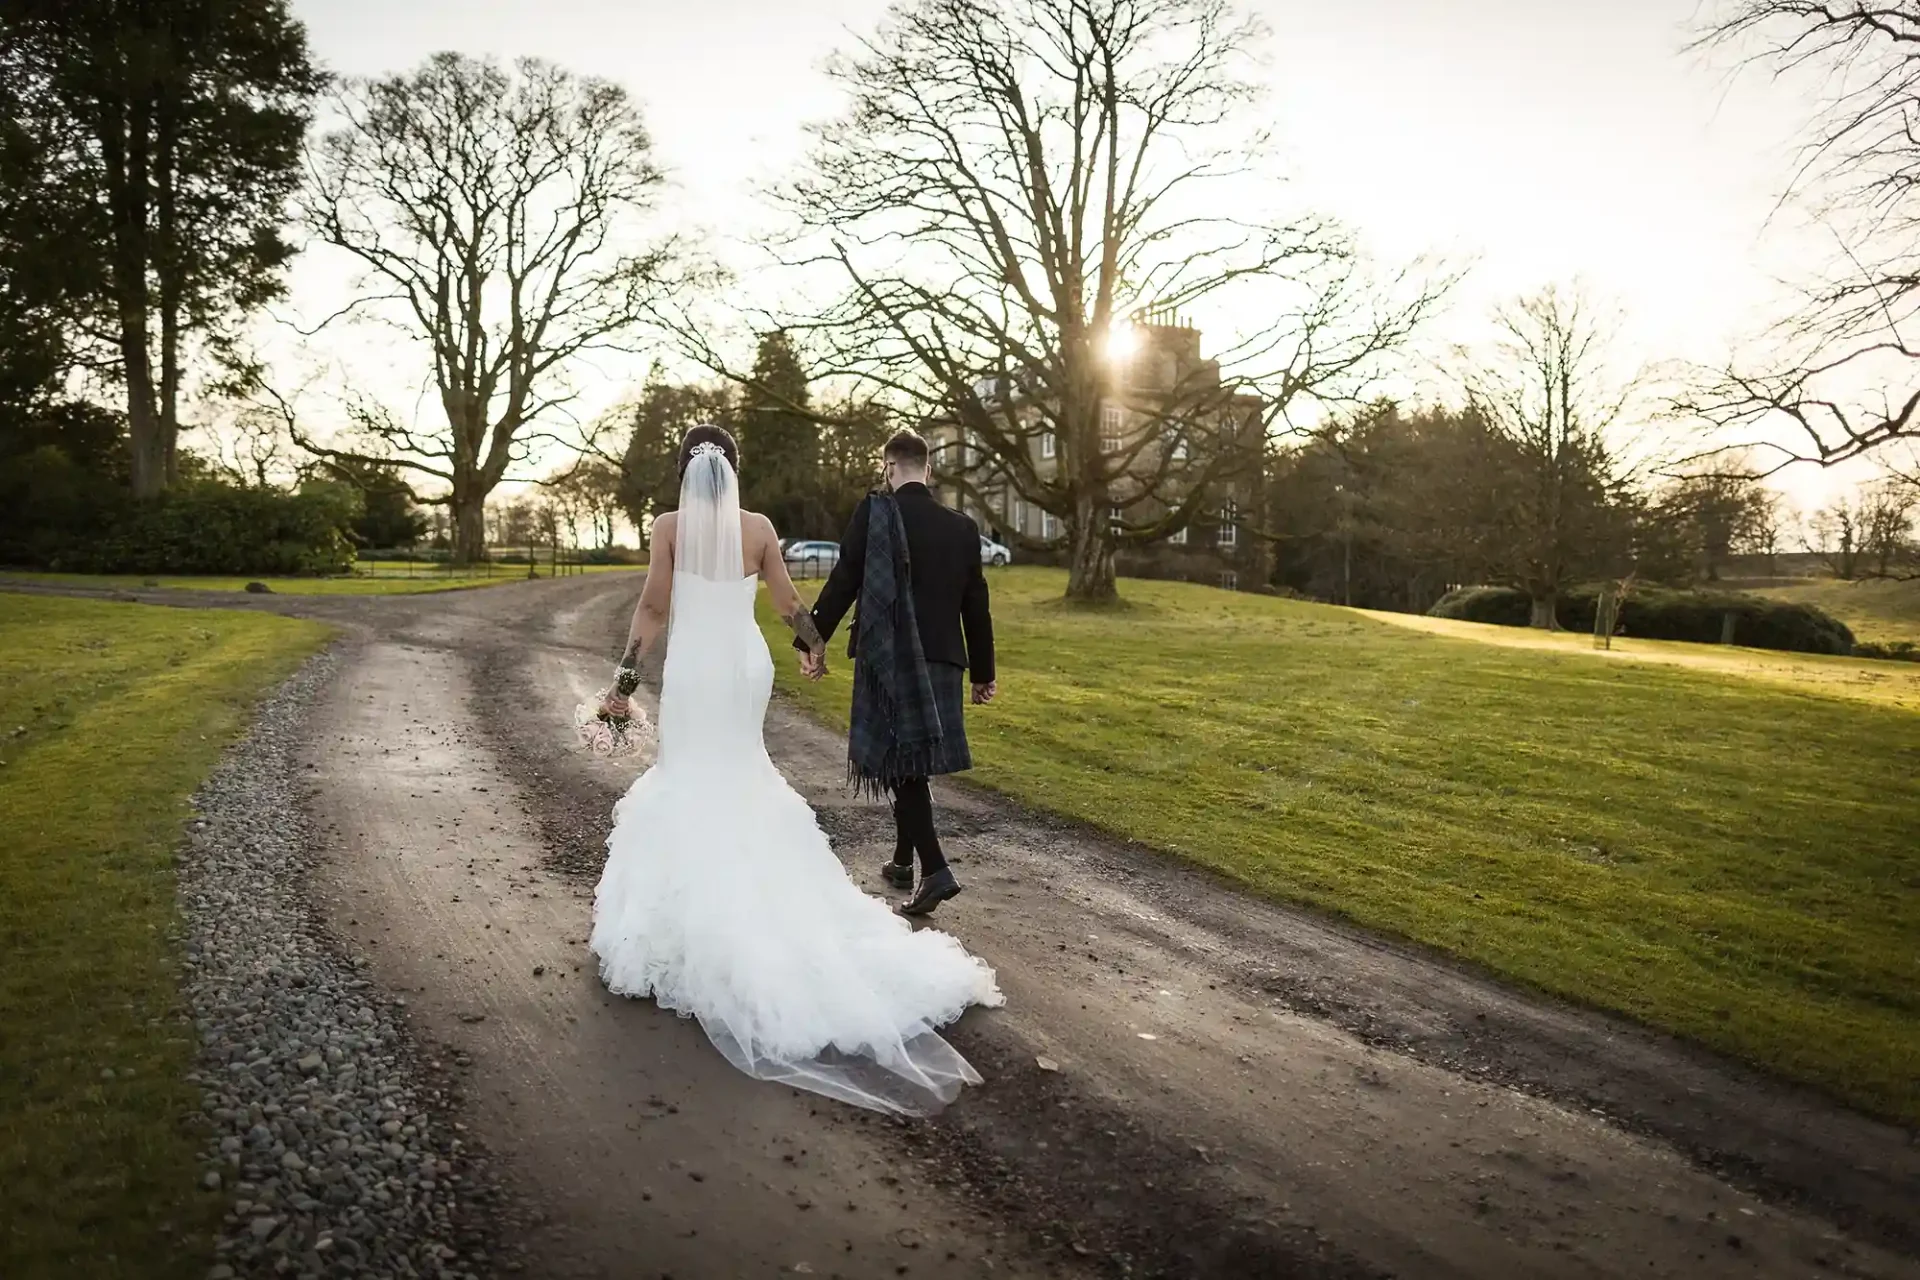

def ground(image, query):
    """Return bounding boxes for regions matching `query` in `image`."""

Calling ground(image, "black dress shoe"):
[899,867,961,917]
[879,860,914,891]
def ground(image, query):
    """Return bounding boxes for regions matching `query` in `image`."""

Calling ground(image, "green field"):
[0,594,333,1278]
[0,561,642,596]
[761,567,1920,1124]
[1755,576,1920,646]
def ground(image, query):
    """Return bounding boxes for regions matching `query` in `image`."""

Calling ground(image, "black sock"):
[890,777,948,877]
[887,791,913,866]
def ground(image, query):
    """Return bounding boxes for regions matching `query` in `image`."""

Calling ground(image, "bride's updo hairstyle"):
[677,423,739,476]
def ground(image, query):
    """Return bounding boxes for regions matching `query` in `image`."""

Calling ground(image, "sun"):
[1102,324,1143,364]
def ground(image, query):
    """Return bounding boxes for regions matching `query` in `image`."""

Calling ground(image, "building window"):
[1042,512,1060,540]
[1169,525,1187,546]
[1109,504,1124,531]
[1101,404,1123,453]
[1220,570,1238,592]
[1040,431,1056,459]
[1219,499,1238,548]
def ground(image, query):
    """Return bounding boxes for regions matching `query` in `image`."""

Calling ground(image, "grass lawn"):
[0,593,332,1278]
[1755,576,1920,646]
[1359,609,1920,713]
[0,562,642,596]
[761,567,1920,1124]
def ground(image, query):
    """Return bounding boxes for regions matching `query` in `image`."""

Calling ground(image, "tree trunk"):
[104,87,166,497]
[1528,590,1558,630]
[1064,508,1117,602]
[156,88,182,487]
[452,498,487,567]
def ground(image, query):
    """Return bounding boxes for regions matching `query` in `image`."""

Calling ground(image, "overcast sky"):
[282,0,1863,505]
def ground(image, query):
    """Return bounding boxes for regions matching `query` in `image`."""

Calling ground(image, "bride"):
[589,425,1003,1115]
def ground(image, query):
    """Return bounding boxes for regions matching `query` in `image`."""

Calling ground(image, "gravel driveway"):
[24,573,1914,1280]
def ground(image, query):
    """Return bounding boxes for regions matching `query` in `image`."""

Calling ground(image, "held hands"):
[971,680,997,705]
[798,649,828,681]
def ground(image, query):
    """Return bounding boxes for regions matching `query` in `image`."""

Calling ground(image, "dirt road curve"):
[25,574,1920,1279]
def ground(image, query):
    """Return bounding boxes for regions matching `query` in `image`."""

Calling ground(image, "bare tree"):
[1684,3,1920,471]
[1807,493,1863,579]
[680,0,1449,600]
[206,401,303,489]
[553,456,626,549]
[294,54,679,564]
[1463,284,1642,628]
[1861,477,1918,575]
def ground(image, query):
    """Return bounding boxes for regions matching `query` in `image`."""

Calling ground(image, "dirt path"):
[28,575,1918,1278]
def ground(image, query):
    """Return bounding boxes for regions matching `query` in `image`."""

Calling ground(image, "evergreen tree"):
[3,0,321,496]
[617,371,733,541]
[736,330,820,537]
[324,458,427,548]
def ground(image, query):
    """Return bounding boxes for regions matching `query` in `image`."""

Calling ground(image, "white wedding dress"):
[590,446,1003,1115]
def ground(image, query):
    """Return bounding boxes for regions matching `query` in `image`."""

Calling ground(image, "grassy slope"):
[1755,577,1920,646]
[0,594,332,1278]
[760,568,1920,1123]
[1360,609,1920,712]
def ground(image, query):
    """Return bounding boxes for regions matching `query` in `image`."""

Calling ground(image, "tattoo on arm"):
[784,605,826,655]
[619,636,666,684]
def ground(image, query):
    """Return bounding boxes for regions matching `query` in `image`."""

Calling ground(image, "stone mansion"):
[926,314,1267,590]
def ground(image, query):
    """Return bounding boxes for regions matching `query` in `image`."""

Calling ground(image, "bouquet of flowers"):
[574,666,651,758]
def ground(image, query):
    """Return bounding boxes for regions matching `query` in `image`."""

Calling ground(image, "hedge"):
[1428,584,1856,656]
[28,483,355,576]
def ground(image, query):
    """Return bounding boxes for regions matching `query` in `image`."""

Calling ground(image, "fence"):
[786,550,835,581]
[350,544,638,579]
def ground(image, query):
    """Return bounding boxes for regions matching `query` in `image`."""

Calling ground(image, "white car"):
[783,539,841,574]
[980,536,1012,567]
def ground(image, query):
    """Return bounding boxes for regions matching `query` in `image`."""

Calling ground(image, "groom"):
[797,429,996,917]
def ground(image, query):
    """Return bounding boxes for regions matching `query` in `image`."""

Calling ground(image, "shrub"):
[38,482,355,575]
[1428,586,1534,628]
[1427,584,1856,655]
[580,545,645,565]
[1855,639,1920,663]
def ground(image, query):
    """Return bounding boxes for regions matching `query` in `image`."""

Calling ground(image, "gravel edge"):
[177,649,510,1279]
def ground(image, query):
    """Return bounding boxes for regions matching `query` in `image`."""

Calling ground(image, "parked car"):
[980,536,1012,567]
[783,539,841,576]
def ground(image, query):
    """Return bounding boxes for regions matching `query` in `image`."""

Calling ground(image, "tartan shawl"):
[847,492,948,799]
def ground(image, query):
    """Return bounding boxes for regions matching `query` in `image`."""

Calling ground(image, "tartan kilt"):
[925,661,973,776]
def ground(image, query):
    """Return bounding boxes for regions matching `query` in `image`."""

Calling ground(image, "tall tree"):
[735,330,822,537]
[2,0,320,496]
[551,456,626,549]
[817,395,896,535]
[700,0,1447,601]
[1653,467,1773,583]
[296,54,679,565]
[1266,401,1508,612]
[322,457,427,548]
[0,32,96,430]
[1464,285,1639,628]
[615,372,733,538]
[1855,478,1918,579]
[1686,4,1920,470]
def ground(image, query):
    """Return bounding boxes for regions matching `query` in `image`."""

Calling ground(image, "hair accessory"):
[689,441,727,461]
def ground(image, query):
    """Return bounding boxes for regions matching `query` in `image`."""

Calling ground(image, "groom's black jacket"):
[798,482,995,685]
